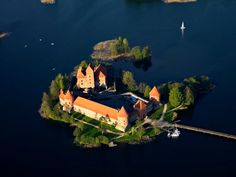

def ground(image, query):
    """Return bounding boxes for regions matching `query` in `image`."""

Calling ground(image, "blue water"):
[1,0,236,176]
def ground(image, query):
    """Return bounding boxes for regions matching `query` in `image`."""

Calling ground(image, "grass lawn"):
[144,128,161,137]
[164,111,174,122]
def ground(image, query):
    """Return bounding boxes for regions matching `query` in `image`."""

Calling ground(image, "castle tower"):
[149,86,160,102]
[133,100,147,119]
[94,64,107,88]
[117,106,129,131]
[59,89,74,112]
[85,64,95,88]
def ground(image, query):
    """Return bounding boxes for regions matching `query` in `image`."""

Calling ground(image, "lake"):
[0,0,236,176]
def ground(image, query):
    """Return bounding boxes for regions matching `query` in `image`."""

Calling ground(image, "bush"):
[144,85,151,98]
[131,46,143,60]
[122,70,137,91]
[169,87,184,107]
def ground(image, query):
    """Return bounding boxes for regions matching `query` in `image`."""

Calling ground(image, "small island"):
[39,57,214,148]
[163,0,197,3]
[40,0,55,4]
[91,37,151,61]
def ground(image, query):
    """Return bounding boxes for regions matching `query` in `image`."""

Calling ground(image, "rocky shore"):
[91,40,132,61]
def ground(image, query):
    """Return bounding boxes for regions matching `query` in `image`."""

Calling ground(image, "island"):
[91,37,151,61]
[39,57,214,148]
[163,0,197,3]
[40,0,55,4]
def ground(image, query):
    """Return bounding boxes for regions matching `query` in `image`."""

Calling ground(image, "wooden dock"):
[173,124,236,140]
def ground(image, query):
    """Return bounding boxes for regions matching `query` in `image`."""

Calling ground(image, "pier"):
[170,123,236,140]
[150,118,236,140]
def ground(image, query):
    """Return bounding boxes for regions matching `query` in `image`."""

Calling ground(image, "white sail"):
[180,21,186,30]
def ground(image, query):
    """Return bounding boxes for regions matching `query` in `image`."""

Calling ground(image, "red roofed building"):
[149,86,161,102]
[73,97,128,132]
[133,100,147,119]
[76,64,107,89]
[59,89,74,112]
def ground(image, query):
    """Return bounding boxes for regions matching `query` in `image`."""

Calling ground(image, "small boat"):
[0,32,9,39]
[180,21,186,30]
[167,128,180,138]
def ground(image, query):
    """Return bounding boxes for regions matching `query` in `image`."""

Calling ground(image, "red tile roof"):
[59,89,65,99]
[77,67,86,78]
[59,89,73,101]
[64,90,73,100]
[149,86,160,97]
[94,64,107,78]
[73,97,128,120]
[133,100,147,110]
[86,64,93,73]
[118,106,129,118]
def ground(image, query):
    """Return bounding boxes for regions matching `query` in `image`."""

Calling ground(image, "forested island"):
[91,37,151,61]
[39,58,214,148]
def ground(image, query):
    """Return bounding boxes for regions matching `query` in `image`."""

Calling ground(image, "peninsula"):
[91,37,151,61]
[39,58,214,148]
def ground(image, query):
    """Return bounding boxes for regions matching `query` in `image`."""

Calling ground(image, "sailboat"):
[180,21,186,30]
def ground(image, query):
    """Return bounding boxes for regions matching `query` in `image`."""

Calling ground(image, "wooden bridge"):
[170,123,236,140]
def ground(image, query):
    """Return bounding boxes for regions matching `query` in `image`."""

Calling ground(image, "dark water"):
[1,0,236,176]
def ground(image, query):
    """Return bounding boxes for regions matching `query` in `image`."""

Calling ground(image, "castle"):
[76,64,107,89]
[59,86,161,132]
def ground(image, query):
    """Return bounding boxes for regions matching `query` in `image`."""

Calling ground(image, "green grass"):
[144,128,161,137]
[101,123,122,133]
[164,111,174,122]
[115,134,139,143]
[82,127,101,137]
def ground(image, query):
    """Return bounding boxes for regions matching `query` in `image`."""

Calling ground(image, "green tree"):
[73,60,88,75]
[39,92,52,118]
[98,135,109,145]
[142,46,151,59]
[55,73,68,90]
[144,85,151,98]
[109,42,119,56]
[122,38,130,53]
[79,60,88,68]
[131,46,143,60]
[158,83,170,101]
[169,87,184,107]
[122,71,137,91]
[183,86,195,106]
[49,80,58,100]
[138,82,147,94]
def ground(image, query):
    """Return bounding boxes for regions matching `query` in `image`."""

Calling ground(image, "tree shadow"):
[133,59,152,72]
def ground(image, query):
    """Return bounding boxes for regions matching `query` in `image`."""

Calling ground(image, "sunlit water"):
[0,0,236,176]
